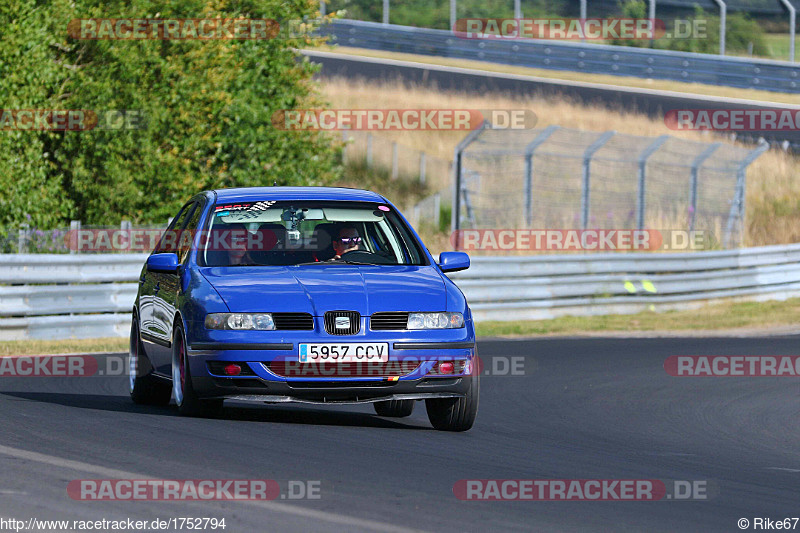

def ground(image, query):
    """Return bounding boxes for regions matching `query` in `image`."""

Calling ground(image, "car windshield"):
[198,200,427,267]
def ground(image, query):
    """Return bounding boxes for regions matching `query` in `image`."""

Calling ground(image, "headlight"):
[205,313,275,330]
[407,312,464,329]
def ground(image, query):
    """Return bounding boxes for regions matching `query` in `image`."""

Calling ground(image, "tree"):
[0,0,342,228]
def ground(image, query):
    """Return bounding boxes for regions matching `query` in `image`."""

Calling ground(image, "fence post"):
[433,193,441,229]
[713,0,727,55]
[649,0,656,47]
[18,223,29,254]
[366,133,373,167]
[636,135,669,230]
[451,121,489,243]
[382,0,389,24]
[580,0,587,42]
[779,0,796,62]
[320,0,326,16]
[581,131,615,230]
[724,142,769,247]
[523,126,560,227]
[688,143,721,232]
[69,220,81,254]
[391,142,398,180]
[419,152,427,184]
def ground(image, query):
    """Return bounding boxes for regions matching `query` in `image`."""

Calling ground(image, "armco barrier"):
[321,19,800,93]
[2,246,800,340]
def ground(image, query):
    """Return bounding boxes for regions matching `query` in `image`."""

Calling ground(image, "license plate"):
[299,343,389,363]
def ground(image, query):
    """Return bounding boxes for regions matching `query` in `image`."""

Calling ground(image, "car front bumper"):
[186,339,476,404]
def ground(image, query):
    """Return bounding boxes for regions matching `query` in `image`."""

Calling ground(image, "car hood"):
[198,265,447,315]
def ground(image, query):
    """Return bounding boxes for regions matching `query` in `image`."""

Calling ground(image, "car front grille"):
[324,310,360,335]
[370,312,409,330]
[272,312,314,330]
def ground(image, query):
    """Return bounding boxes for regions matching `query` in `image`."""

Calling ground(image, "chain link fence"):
[413,125,768,248]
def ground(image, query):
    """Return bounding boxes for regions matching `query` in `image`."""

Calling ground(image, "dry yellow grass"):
[321,78,800,248]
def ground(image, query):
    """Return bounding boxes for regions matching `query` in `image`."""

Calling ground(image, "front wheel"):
[373,399,414,418]
[172,323,223,417]
[425,374,479,432]
[129,314,171,405]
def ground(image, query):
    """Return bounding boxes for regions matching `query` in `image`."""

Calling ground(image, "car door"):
[141,202,194,373]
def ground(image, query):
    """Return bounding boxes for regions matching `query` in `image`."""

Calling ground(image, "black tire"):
[172,323,223,417]
[129,314,171,405]
[425,373,479,432]
[373,399,414,418]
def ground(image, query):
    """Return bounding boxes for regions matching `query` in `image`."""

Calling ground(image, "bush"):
[0,0,342,229]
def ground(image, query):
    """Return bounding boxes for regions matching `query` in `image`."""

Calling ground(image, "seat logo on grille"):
[335,317,351,329]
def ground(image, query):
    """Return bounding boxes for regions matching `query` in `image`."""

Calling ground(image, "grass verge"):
[476,297,800,337]
[0,337,127,356]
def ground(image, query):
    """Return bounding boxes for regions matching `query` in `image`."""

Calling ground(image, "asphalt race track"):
[1,336,799,532]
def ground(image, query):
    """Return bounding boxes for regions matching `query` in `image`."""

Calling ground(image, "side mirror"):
[147,253,179,273]
[438,251,470,273]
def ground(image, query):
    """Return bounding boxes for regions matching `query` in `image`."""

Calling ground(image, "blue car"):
[129,187,479,431]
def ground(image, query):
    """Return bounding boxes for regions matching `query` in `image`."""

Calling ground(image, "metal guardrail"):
[321,19,800,93]
[2,247,800,339]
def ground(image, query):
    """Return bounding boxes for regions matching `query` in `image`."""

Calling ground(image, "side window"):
[179,200,204,264]
[156,202,194,254]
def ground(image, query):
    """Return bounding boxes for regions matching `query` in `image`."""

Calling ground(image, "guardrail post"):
[451,121,489,242]
[523,125,560,227]
[779,0,796,62]
[688,143,721,232]
[724,142,769,247]
[713,0,727,55]
[514,0,521,19]
[636,135,669,230]
[419,152,426,184]
[391,142,398,180]
[382,0,389,24]
[69,220,81,254]
[581,131,615,230]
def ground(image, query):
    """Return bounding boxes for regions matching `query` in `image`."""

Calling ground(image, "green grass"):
[0,337,127,356]
[763,33,800,61]
[336,157,430,209]
[476,297,800,337]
